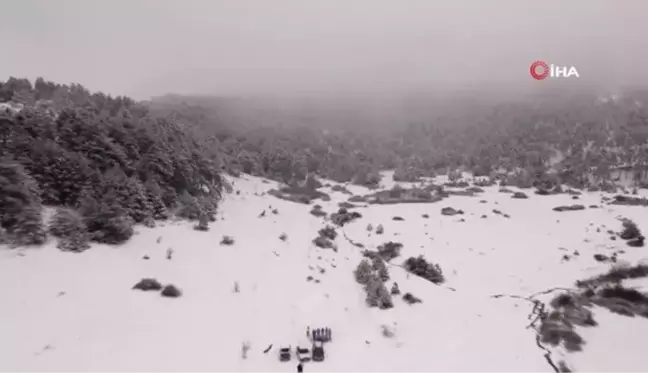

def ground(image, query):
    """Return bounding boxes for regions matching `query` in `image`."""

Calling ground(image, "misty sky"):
[0,0,646,99]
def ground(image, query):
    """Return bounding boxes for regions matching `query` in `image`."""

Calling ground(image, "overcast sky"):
[0,0,646,99]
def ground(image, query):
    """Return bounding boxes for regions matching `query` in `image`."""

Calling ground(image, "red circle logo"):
[530,60,549,80]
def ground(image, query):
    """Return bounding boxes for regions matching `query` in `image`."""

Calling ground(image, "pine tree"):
[0,158,46,246]
[354,260,373,285]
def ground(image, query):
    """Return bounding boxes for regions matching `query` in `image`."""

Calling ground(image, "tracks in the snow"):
[491,288,576,373]
[340,227,566,372]
[342,231,365,249]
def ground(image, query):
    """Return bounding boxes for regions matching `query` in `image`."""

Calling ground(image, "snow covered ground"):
[1,171,648,372]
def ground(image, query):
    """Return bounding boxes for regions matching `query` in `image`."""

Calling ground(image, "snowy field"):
[1,171,648,372]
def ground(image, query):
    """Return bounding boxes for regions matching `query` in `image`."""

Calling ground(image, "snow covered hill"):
[1,172,648,372]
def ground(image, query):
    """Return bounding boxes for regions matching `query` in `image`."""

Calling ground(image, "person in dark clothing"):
[297,362,303,373]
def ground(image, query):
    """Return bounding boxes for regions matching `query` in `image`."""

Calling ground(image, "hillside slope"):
[1,172,648,372]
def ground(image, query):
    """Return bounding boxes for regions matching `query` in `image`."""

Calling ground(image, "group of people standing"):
[306,326,332,341]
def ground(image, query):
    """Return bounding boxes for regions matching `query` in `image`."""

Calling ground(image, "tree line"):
[1,76,647,249]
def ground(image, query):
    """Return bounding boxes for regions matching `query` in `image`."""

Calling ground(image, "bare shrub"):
[381,324,395,338]
[241,341,251,359]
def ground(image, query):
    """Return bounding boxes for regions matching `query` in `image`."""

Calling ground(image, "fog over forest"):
[3,3,648,372]
[1,0,646,102]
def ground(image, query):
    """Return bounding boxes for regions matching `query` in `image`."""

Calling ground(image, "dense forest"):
[150,88,648,187]
[0,77,222,250]
[1,76,648,249]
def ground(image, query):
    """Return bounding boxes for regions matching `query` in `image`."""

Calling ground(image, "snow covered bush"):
[354,259,393,309]
[310,205,327,217]
[95,169,153,223]
[161,284,182,298]
[403,255,445,284]
[221,235,235,245]
[133,278,163,291]
[377,241,402,262]
[9,204,47,247]
[330,208,362,227]
[318,225,337,240]
[193,214,209,231]
[79,193,134,245]
[538,309,586,352]
[56,234,91,252]
[620,218,645,247]
[313,235,334,249]
[620,219,642,240]
[354,259,373,285]
[365,275,393,309]
[512,191,529,199]
[49,208,89,249]
[388,185,404,198]
[305,174,322,190]
[372,256,390,281]
[0,158,46,246]
[403,292,422,304]
[176,191,203,220]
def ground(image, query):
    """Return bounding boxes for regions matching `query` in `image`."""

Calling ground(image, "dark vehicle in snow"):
[296,346,311,362]
[279,346,291,362]
[312,340,325,362]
